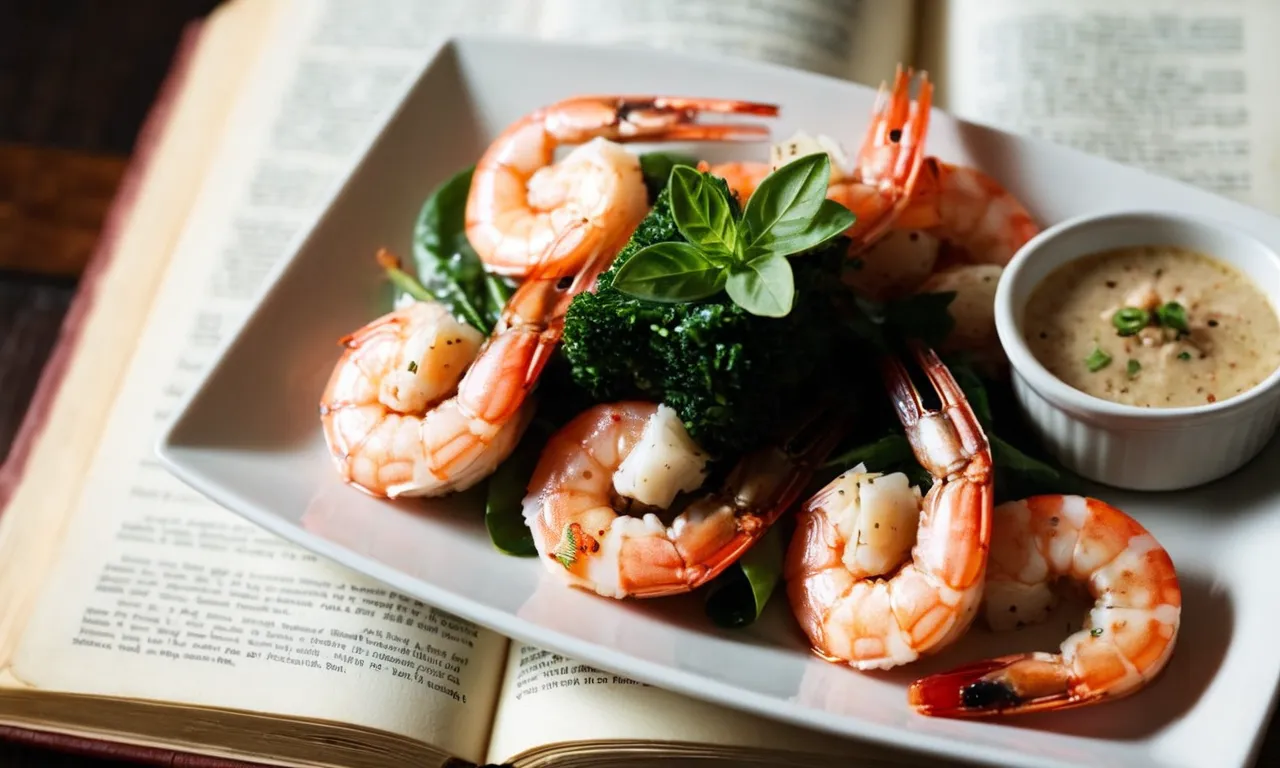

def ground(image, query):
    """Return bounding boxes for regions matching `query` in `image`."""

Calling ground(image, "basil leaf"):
[412,165,499,333]
[639,152,698,201]
[823,431,914,472]
[669,165,739,260]
[704,526,784,628]
[743,198,855,261]
[740,153,832,252]
[725,253,795,317]
[610,241,727,302]
[484,419,556,557]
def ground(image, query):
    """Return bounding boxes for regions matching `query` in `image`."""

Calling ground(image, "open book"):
[2,0,1277,766]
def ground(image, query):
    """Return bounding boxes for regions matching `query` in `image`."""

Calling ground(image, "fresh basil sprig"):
[611,154,855,318]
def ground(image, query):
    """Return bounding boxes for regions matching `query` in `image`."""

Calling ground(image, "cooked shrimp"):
[705,66,933,252]
[907,495,1182,717]
[521,401,844,599]
[702,160,771,201]
[890,157,1040,268]
[784,344,994,670]
[915,263,1007,375]
[319,224,615,499]
[465,95,778,278]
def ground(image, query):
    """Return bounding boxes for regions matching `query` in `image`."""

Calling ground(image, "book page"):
[918,0,1280,213]
[484,644,932,766]
[536,0,917,84]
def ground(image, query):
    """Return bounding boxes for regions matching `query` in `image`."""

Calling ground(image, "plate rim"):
[152,32,1280,768]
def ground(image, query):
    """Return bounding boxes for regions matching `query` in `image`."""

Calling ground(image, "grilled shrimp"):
[784,344,994,670]
[521,401,844,599]
[465,95,778,278]
[705,66,933,253]
[319,223,615,499]
[908,495,1182,717]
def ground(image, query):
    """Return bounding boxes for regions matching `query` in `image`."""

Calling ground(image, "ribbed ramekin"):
[994,209,1280,491]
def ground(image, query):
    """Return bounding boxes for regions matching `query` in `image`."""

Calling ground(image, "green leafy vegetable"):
[562,173,858,455]
[483,420,557,557]
[411,165,518,334]
[610,242,727,302]
[611,154,854,318]
[1127,359,1141,378]
[638,151,699,201]
[1156,301,1189,334]
[822,432,914,473]
[704,526,785,628]
[1085,344,1112,372]
[1112,307,1150,336]
[669,165,739,259]
[725,253,795,317]
[740,155,849,258]
[377,249,435,302]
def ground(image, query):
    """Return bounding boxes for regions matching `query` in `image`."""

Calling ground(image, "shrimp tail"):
[907,652,1085,717]
[846,66,933,251]
[908,495,1182,718]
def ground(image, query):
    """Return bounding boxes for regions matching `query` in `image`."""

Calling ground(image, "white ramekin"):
[994,209,1280,491]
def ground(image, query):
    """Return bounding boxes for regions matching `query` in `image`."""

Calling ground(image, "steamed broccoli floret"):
[561,174,856,456]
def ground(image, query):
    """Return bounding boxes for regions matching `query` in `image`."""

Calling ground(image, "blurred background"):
[1,1,219,470]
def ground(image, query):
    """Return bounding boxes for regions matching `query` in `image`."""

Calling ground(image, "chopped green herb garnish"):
[1090,627,1104,637]
[1156,301,1189,334]
[1126,359,1140,378]
[407,360,418,373]
[1085,344,1112,372]
[1112,306,1150,336]
[1178,351,1192,361]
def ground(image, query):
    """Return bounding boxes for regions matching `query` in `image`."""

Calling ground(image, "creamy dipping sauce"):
[1024,245,1280,407]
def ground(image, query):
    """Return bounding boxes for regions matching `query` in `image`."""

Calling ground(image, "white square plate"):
[157,36,1280,768]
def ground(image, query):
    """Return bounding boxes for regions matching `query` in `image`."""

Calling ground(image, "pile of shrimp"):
[316,70,1181,720]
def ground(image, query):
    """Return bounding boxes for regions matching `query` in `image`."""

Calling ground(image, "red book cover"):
[0,18,278,768]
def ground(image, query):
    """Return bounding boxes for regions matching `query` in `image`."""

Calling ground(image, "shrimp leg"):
[907,495,1182,717]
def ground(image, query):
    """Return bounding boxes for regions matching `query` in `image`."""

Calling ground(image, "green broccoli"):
[561,174,860,456]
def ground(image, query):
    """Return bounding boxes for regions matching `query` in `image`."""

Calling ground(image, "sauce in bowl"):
[1023,244,1280,407]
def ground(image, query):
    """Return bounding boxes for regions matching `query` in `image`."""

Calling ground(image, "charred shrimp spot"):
[960,680,1021,710]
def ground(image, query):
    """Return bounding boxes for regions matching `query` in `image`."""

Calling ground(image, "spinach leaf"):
[483,419,556,557]
[411,165,516,334]
[704,525,785,628]
[638,151,699,201]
